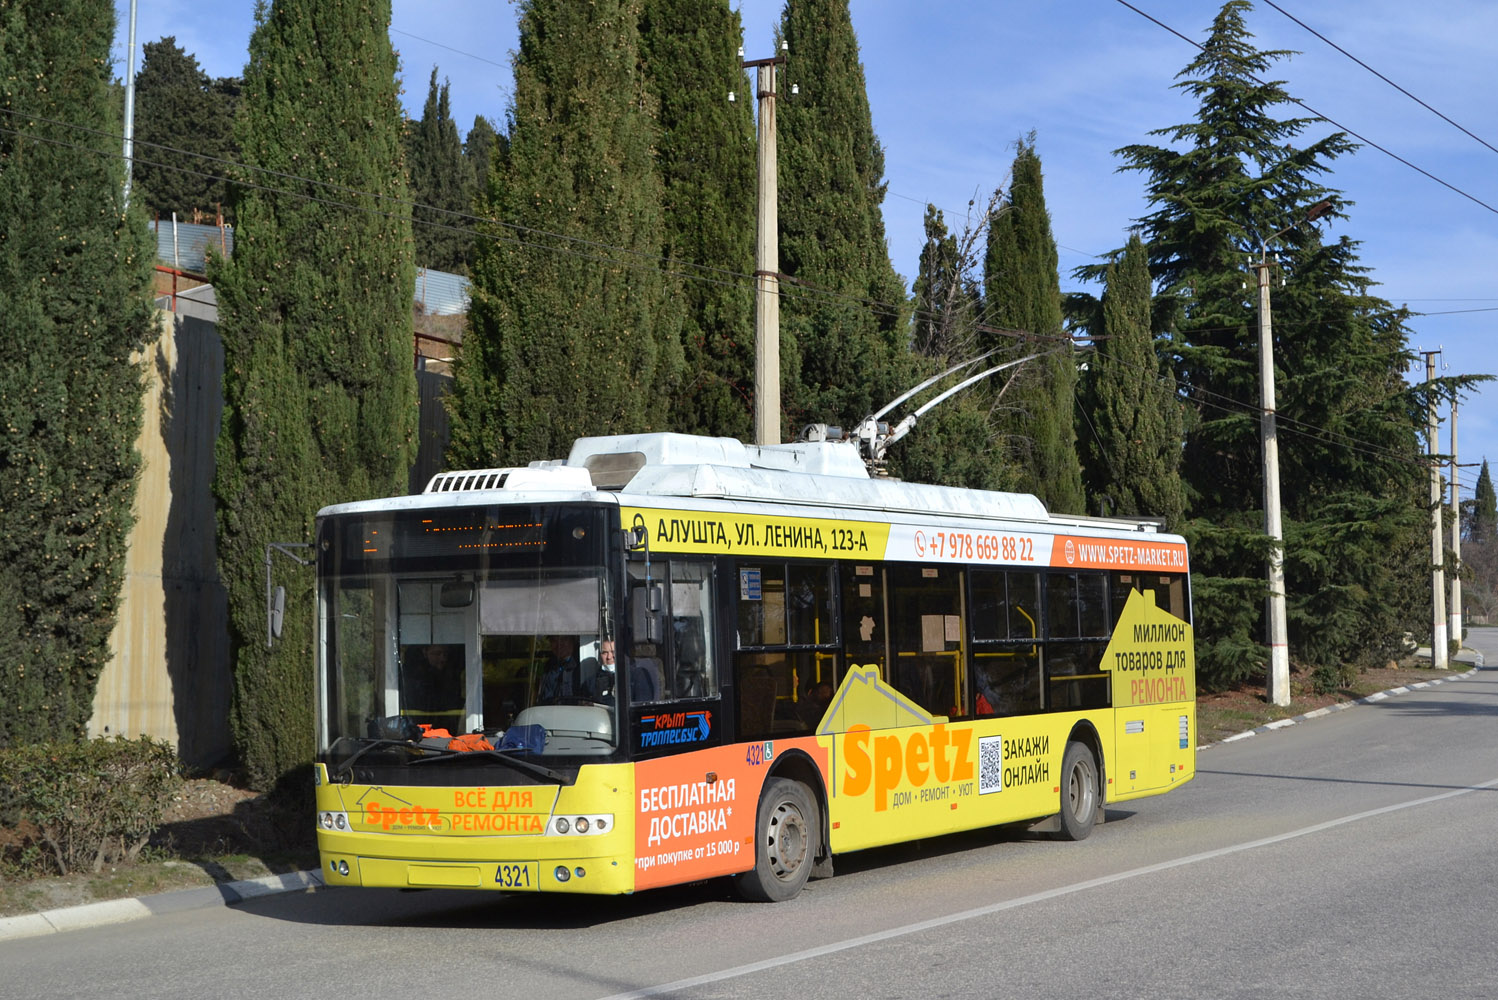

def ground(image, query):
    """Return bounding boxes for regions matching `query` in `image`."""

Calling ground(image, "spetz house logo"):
[639,710,712,750]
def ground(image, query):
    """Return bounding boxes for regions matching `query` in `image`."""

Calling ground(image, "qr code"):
[978,735,1004,795]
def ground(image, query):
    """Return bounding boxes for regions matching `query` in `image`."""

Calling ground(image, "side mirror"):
[632,583,665,643]
[270,585,287,639]
[439,579,475,608]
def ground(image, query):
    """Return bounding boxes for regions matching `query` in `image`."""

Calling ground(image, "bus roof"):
[318,433,1169,539]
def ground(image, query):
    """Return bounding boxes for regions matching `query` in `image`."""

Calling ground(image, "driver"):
[538,635,595,702]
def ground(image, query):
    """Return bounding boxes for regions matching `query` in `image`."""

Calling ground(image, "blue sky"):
[112,1,1498,497]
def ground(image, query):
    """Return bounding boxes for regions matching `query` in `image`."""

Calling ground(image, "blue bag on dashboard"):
[496,724,546,754]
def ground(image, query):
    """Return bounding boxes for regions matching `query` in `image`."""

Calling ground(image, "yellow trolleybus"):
[313,432,1194,901]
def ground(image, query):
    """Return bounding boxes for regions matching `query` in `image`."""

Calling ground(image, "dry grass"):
[1195,660,1461,745]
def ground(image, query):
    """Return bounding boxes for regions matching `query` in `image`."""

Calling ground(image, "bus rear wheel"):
[1056,741,1099,841]
[735,777,817,902]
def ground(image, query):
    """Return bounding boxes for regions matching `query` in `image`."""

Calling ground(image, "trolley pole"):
[744,49,787,446]
[1255,253,1291,706]
[1450,394,1462,650]
[1422,349,1448,669]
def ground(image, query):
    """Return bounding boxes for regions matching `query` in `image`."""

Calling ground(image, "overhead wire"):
[1,95,1470,486]
[1112,0,1498,218]
[1261,0,1498,159]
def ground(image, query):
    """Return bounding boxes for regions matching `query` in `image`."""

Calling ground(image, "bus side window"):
[1044,572,1110,711]
[1110,572,1190,625]
[887,563,963,716]
[842,563,885,678]
[969,570,1042,717]
[667,561,717,699]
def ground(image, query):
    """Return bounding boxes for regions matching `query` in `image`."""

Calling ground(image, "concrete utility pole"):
[1450,394,1462,649]
[1254,252,1291,706]
[121,0,139,206]
[1422,349,1449,669]
[743,45,788,446]
[1253,199,1331,707]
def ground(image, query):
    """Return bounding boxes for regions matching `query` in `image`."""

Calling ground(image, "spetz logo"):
[639,710,712,750]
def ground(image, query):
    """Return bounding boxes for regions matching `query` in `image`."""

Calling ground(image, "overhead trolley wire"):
[1112,0,1498,218]
[1261,0,1498,159]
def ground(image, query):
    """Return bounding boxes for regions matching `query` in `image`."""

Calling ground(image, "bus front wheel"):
[1056,741,1099,841]
[735,777,817,902]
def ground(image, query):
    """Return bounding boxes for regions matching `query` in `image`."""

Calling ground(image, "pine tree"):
[641,0,757,440]
[448,0,682,467]
[211,0,416,788]
[982,138,1085,514]
[0,0,158,744]
[406,69,472,273]
[775,0,910,437]
[1085,234,1184,527]
[131,37,239,223]
[1106,0,1428,687]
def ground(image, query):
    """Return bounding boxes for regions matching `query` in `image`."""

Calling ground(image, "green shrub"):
[0,737,181,877]
[1310,660,1357,695]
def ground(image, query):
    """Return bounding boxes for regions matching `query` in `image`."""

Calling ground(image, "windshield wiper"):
[330,737,425,780]
[408,747,569,784]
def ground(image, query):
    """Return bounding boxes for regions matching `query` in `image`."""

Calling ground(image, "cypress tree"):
[1463,458,1498,624]
[1086,234,1184,527]
[982,137,1085,514]
[641,0,757,440]
[775,0,910,436]
[211,0,416,788]
[1472,460,1497,546]
[463,115,504,205]
[1107,0,1429,686]
[911,204,978,360]
[131,37,239,223]
[449,0,682,468]
[0,0,158,744]
[406,69,471,274]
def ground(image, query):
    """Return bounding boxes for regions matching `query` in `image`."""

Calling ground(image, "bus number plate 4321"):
[495,862,540,890]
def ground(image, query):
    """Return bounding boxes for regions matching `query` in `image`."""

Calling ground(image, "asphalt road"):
[5,638,1496,1000]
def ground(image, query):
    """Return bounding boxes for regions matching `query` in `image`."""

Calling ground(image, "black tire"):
[734,777,817,902]
[1056,741,1100,841]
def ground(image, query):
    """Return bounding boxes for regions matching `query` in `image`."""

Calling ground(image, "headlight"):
[318,810,350,831]
[547,813,611,836]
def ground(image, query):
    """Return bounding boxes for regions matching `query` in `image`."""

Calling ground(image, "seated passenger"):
[404,643,464,725]
[797,680,834,729]
[628,642,663,702]
[975,668,1002,717]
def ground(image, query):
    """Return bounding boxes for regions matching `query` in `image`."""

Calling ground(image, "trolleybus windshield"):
[316,504,622,772]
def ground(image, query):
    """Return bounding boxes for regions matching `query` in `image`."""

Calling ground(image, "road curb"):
[0,868,324,943]
[1200,666,1481,750]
